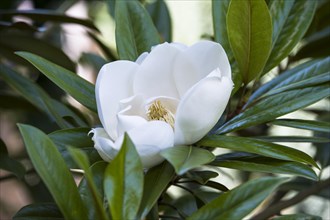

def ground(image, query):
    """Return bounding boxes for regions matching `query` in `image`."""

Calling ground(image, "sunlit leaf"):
[18,124,88,220]
[104,134,143,220]
[188,177,289,220]
[160,146,215,175]
[211,152,318,180]
[198,135,318,168]
[227,0,272,83]
[115,0,160,61]
[16,52,97,112]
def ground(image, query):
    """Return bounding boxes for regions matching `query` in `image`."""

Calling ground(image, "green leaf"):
[160,146,215,175]
[227,0,272,83]
[18,124,88,220]
[0,32,75,71]
[79,52,108,73]
[16,52,97,112]
[0,10,99,32]
[0,64,86,128]
[264,0,317,72]
[13,203,63,220]
[184,170,219,185]
[48,128,100,168]
[104,133,144,220]
[211,153,318,180]
[137,162,175,219]
[247,57,330,105]
[198,135,319,168]
[146,0,172,42]
[188,177,289,220]
[115,0,160,61]
[273,214,322,220]
[270,119,330,133]
[78,161,108,220]
[252,136,330,143]
[219,84,330,134]
[0,139,26,179]
[68,148,109,220]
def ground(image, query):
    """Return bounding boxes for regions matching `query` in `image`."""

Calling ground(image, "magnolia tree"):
[0,0,329,219]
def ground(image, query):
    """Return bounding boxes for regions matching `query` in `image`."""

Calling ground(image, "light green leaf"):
[273,213,322,220]
[13,203,63,220]
[211,153,318,180]
[104,134,143,220]
[270,119,330,133]
[160,146,215,175]
[18,124,88,220]
[247,57,330,105]
[188,177,289,220]
[68,148,109,220]
[48,128,100,168]
[115,0,160,61]
[16,52,97,112]
[198,135,319,168]
[219,84,330,134]
[264,0,317,72]
[0,64,86,128]
[137,162,175,219]
[227,0,272,83]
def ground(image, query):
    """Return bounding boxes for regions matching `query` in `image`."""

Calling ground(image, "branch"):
[251,178,330,220]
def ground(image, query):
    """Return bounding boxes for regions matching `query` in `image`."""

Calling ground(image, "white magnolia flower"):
[90,41,233,168]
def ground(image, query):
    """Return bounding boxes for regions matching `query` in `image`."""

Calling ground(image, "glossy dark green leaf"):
[0,64,86,128]
[188,177,289,220]
[250,57,330,106]
[219,84,330,134]
[273,214,322,220]
[79,52,107,73]
[198,135,318,168]
[104,134,143,220]
[253,136,330,143]
[146,0,172,42]
[48,128,100,168]
[264,0,317,72]
[13,203,63,220]
[270,119,330,133]
[0,139,25,179]
[211,153,317,180]
[0,10,99,32]
[16,52,97,112]
[0,32,75,71]
[247,57,330,106]
[227,0,272,83]
[18,124,88,220]
[137,162,175,219]
[78,161,108,220]
[115,0,160,61]
[160,146,215,175]
[68,148,109,220]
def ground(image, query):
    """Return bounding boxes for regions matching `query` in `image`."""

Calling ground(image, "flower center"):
[147,100,175,128]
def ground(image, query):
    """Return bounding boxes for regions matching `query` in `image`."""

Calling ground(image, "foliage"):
[0,0,329,219]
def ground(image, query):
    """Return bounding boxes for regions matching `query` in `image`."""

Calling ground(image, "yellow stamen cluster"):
[147,100,175,128]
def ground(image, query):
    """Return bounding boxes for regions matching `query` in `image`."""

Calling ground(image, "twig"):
[251,178,330,220]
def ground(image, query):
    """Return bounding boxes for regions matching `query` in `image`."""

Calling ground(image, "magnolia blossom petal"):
[115,121,174,168]
[136,52,149,64]
[89,128,117,161]
[174,70,233,145]
[96,61,139,139]
[174,41,231,97]
[134,42,181,99]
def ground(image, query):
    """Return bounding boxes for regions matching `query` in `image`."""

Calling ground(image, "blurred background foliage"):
[0,0,329,219]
